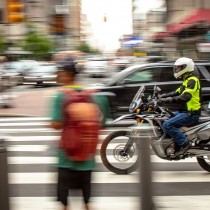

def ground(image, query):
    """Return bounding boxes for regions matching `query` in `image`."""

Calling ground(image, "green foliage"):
[22,32,54,60]
[76,41,101,54]
[0,35,6,54]
[76,41,91,52]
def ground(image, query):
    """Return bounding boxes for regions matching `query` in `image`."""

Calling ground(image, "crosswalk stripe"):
[5,135,108,141]
[8,145,49,152]
[10,196,210,210]
[0,128,59,132]
[7,154,198,165]
[8,171,210,184]
[8,156,58,164]
[7,143,110,151]
[0,128,130,133]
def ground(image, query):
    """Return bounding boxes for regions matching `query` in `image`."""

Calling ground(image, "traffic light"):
[50,14,66,35]
[103,15,107,22]
[7,0,25,23]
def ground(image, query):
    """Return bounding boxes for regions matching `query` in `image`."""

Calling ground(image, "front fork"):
[122,130,137,157]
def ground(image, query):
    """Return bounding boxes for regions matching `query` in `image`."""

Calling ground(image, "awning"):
[167,9,210,34]
[151,32,169,40]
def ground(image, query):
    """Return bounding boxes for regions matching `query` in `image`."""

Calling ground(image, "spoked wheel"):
[100,130,139,174]
[197,156,210,172]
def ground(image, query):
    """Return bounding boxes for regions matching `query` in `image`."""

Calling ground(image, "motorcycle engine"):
[165,143,176,157]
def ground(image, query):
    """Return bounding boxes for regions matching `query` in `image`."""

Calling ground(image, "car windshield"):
[30,65,57,73]
[104,64,147,86]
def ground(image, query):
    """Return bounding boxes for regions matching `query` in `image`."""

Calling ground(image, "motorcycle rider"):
[158,57,201,156]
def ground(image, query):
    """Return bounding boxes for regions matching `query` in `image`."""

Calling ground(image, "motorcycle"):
[100,85,210,174]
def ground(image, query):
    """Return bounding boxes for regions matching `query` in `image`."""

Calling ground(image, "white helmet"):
[174,57,194,79]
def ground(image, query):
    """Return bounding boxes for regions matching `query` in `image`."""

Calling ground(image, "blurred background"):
[0,0,210,60]
[0,0,210,114]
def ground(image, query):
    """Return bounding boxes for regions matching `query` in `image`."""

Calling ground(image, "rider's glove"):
[157,97,173,105]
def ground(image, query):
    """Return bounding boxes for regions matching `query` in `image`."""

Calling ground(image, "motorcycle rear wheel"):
[100,130,139,174]
[197,156,210,172]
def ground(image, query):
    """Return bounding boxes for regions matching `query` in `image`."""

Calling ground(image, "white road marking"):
[8,171,210,184]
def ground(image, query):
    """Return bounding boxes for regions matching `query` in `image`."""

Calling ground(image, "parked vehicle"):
[111,56,132,71]
[3,60,38,85]
[131,56,166,65]
[24,62,58,85]
[88,60,210,119]
[83,57,110,77]
[100,85,210,174]
[0,72,14,108]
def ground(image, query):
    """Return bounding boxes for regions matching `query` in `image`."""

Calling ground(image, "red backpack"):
[60,89,101,161]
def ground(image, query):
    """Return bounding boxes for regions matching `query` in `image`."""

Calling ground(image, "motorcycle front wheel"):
[100,130,139,174]
[197,156,210,172]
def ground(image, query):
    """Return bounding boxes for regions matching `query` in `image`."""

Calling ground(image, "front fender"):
[111,114,135,124]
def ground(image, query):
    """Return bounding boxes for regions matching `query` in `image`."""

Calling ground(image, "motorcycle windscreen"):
[129,85,145,113]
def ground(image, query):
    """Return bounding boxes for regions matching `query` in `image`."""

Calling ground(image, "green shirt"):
[50,86,110,170]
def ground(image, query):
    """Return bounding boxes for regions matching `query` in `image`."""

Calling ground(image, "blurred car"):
[83,57,110,77]
[111,56,132,71]
[0,69,14,108]
[3,60,39,85]
[75,57,86,73]
[131,56,166,65]
[24,63,58,85]
[88,60,210,119]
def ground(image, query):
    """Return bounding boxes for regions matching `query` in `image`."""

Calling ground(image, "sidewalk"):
[0,88,57,117]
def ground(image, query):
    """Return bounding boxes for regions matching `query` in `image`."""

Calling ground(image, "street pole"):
[0,138,10,210]
[134,126,155,210]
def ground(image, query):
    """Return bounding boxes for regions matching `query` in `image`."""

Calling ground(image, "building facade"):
[165,0,210,59]
[0,0,81,51]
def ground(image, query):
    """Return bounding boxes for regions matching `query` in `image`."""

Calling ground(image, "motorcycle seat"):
[198,116,210,123]
[181,117,210,130]
[184,122,199,128]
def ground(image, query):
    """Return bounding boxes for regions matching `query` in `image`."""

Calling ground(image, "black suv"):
[91,60,210,119]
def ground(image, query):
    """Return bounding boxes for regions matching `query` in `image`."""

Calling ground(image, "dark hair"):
[57,57,77,76]
[62,63,77,76]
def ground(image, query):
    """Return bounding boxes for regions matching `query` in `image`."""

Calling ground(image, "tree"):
[76,41,101,54]
[0,34,6,54]
[22,32,54,60]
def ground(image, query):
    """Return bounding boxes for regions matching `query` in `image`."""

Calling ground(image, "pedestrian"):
[157,57,201,157]
[49,58,109,210]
